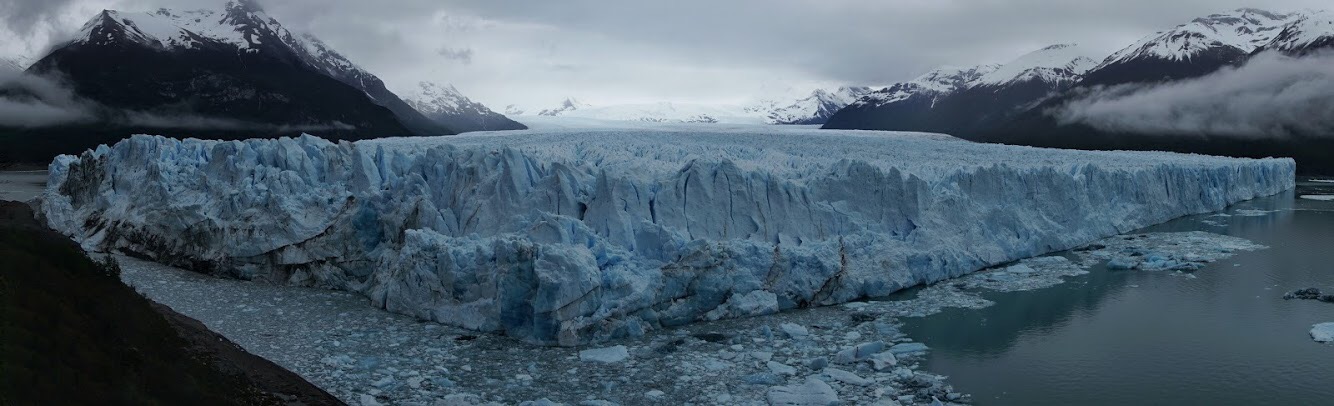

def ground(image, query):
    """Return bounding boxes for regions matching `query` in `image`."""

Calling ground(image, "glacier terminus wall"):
[41,126,1295,345]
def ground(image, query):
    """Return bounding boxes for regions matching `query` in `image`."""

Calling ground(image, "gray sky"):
[0,0,1327,109]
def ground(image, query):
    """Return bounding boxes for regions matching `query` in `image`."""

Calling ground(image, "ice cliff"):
[42,126,1295,345]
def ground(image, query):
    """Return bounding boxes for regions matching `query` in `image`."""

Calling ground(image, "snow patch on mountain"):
[749,87,875,124]
[852,65,999,108]
[519,86,874,126]
[1263,10,1334,54]
[44,127,1294,345]
[560,102,765,124]
[973,44,1100,88]
[1099,8,1299,66]
[536,98,591,116]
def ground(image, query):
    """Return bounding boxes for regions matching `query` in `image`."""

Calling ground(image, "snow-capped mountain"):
[1082,8,1300,85]
[555,102,764,124]
[537,98,592,116]
[970,8,1334,174]
[825,43,1102,134]
[26,0,447,137]
[403,82,525,132]
[748,86,874,125]
[517,86,875,126]
[1261,10,1334,55]
[850,65,999,109]
[972,44,1097,89]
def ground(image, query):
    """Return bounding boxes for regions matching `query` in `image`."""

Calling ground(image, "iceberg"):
[41,126,1294,345]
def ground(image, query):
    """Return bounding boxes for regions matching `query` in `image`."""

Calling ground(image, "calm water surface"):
[903,178,1334,405]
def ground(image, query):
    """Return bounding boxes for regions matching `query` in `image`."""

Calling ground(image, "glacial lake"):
[901,178,1334,405]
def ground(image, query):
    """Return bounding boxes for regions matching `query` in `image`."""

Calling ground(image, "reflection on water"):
[903,180,1334,405]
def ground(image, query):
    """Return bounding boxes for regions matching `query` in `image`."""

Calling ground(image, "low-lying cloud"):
[0,71,356,132]
[1053,51,1334,138]
[0,71,97,127]
[121,111,356,132]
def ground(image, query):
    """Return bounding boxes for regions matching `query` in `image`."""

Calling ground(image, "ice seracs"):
[43,126,1295,345]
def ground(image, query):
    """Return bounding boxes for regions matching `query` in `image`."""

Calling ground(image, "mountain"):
[748,86,874,125]
[1080,8,1299,86]
[518,85,875,126]
[537,98,591,116]
[553,101,764,124]
[1261,10,1334,55]
[978,9,1334,174]
[824,44,1100,135]
[403,82,526,132]
[821,65,995,132]
[282,33,450,135]
[2,0,452,164]
[0,58,20,73]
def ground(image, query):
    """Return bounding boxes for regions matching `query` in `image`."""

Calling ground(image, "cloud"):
[437,47,474,64]
[0,70,355,131]
[0,71,96,127]
[1052,51,1334,138]
[119,111,356,131]
[0,0,82,34]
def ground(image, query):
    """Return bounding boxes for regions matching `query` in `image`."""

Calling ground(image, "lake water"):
[902,178,1334,405]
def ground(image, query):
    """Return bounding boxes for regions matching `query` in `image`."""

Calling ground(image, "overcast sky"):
[0,0,1327,109]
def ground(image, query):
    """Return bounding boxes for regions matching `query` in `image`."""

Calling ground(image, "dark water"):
[903,178,1334,405]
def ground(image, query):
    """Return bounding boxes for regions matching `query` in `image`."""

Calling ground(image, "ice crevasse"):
[41,127,1295,345]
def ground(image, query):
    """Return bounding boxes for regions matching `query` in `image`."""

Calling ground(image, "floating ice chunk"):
[578,345,629,363]
[780,323,810,339]
[1300,195,1334,201]
[767,361,798,376]
[1312,323,1334,343]
[359,394,382,406]
[1233,209,1277,217]
[766,376,839,406]
[870,351,899,371]
[824,368,873,386]
[834,341,886,364]
[889,342,929,356]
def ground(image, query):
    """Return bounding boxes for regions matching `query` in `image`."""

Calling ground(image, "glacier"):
[41,126,1294,345]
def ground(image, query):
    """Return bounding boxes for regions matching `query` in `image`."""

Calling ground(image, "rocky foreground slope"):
[41,126,1295,345]
[0,200,341,405]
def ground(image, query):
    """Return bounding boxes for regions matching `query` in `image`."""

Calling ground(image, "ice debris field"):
[42,126,1295,345]
[113,230,1265,405]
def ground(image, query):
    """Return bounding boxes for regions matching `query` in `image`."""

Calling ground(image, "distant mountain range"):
[824,8,1334,174]
[513,87,876,125]
[403,82,526,132]
[0,0,519,164]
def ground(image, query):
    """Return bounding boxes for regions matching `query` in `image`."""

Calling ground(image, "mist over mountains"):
[824,8,1334,173]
